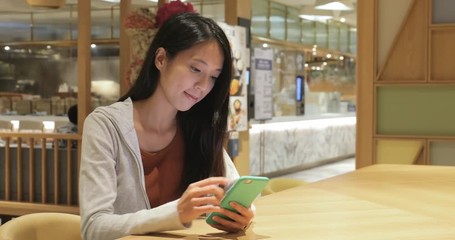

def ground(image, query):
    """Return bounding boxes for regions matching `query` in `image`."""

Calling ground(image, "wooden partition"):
[0,132,80,216]
[357,0,455,167]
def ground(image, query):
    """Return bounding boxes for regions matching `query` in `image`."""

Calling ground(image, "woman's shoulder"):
[85,98,134,127]
[90,98,132,117]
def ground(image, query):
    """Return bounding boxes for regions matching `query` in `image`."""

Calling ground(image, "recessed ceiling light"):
[315,1,353,11]
[299,15,333,21]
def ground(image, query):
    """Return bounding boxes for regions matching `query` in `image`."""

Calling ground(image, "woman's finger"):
[210,216,244,232]
[189,177,229,188]
[186,184,225,200]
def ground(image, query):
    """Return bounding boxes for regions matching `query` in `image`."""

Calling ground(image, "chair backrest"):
[0,213,81,240]
[376,139,424,164]
[262,178,307,196]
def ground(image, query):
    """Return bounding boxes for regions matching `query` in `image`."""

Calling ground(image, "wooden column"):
[77,0,91,133]
[355,0,376,168]
[225,0,252,176]
[119,0,132,96]
[225,0,252,24]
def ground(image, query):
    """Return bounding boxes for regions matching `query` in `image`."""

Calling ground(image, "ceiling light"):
[299,14,333,21]
[299,6,333,22]
[314,0,354,11]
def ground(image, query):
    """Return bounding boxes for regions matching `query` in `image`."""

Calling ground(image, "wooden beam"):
[119,0,132,96]
[355,0,376,168]
[77,0,91,133]
[225,0,251,25]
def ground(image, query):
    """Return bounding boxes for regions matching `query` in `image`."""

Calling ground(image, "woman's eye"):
[211,76,218,81]
[190,66,201,73]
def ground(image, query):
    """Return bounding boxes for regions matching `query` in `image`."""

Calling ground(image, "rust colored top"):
[140,127,185,208]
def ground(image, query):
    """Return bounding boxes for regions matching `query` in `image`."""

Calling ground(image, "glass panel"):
[92,9,115,39]
[327,20,339,50]
[287,8,301,43]
[432,0,455,24]
[349,27,357,54]
[315,21,327,48]
[68,5,78,40]
[301,19,315,45]
[270,2,285,40]
[339,24,349,52]
[251,0,269,37]
[430,141,455,166]
[0,12,31,42]
[201,2,225,22]
[272,49,298,116]
[0,44,120,115]
[33,10,72,41]
[112,7,121,39]
[377,86,455,135]
[306,55,356,114]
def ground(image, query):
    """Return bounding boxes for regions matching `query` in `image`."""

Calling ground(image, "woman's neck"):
[133,94,178,134]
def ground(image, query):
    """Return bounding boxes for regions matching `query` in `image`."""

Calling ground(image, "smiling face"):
[155,40,224,112]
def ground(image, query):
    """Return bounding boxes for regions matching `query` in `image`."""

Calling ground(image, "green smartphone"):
[206,175,269,225]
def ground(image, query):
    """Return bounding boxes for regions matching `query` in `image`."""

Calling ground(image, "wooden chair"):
[262,178,307,196]
[376,139,424,164]
[0,212,81,240]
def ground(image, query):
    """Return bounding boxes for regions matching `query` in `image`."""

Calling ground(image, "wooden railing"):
[0,132,81,216]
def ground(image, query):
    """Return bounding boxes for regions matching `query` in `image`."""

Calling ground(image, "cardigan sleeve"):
[223,149,240,180]
[79,111,186,240]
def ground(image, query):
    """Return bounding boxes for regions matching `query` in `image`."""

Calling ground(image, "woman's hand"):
[209,201,254,232]
[177,177,229,225]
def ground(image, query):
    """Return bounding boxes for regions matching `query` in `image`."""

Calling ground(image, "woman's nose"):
[195,76,213,92]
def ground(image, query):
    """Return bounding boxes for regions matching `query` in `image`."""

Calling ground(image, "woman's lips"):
[184,91,199,102]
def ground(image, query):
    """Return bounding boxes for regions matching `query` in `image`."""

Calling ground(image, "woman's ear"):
[155,47,167,70]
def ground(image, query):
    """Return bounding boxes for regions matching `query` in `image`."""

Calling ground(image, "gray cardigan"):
[79,98,239,240]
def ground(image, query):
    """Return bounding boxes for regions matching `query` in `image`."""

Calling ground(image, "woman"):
[79,12,254,240]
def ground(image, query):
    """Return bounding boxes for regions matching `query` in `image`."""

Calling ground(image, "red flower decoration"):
[123,1,195,86]
[124,8,155,29]
[155,0,195,28]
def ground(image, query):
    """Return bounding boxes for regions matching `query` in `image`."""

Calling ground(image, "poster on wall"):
[253,47,273,120]
[228,96,248,131]
[218,22,249,131]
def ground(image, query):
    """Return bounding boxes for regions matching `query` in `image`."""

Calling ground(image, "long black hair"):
[120,12,232,189]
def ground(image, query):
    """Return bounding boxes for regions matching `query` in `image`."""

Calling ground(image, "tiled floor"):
[276,157,355,183]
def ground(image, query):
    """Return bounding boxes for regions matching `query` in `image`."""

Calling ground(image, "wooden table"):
[121,164,455,239]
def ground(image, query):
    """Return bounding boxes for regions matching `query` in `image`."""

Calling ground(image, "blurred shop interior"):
[0,0,357,178]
